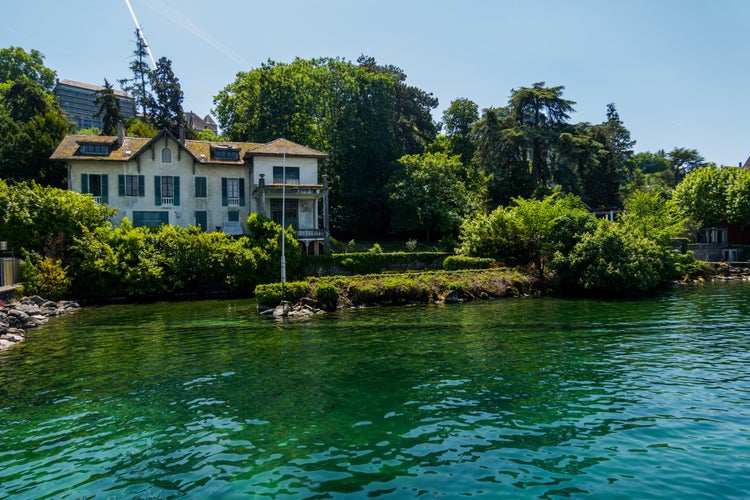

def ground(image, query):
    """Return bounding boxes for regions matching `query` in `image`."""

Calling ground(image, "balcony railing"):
[161,197,174,206]
[295,228,326,240]
[92,196,102,204]
[227,197,240,206]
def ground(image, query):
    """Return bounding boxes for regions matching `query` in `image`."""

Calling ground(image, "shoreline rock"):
[0,296,80,351]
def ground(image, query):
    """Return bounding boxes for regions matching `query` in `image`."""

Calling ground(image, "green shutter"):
[118,174,125,196]
[154,176,162,206]
[239,178,245,206]
[81,173,89,194]
[101,174,109,204]
[173,176,180,206]
[138,175,145,197]
[221,178,228,206]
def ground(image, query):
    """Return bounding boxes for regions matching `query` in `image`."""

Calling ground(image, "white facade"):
[52,130,329,252]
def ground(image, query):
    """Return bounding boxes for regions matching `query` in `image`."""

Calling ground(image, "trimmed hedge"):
[304,251,448,276]
[255,268,542,308]
[442,255,495,270]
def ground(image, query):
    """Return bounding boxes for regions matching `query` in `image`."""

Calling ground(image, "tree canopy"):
[0,46,56,92]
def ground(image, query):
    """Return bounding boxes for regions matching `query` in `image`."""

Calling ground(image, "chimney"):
[117,121,125,146]
[179,125,186,146]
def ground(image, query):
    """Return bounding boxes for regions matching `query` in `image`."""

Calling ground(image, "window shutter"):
[154,176,162,206]
[101,175,109,204]
[118,175,125,196]
[81,173,89,194]
[239,178,245,206]
[221,178,228,206]
[173,176,180,206]
[138,175,145,197]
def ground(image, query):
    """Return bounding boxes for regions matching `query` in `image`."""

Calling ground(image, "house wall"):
[68,136,254,232]
[67,137,323,234]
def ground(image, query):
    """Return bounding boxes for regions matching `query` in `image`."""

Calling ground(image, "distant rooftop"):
[55,79,134,100]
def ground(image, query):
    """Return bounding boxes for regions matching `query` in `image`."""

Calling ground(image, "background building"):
[53,79,136,130]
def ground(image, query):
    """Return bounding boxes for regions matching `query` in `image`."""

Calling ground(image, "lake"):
[1,282,749,498]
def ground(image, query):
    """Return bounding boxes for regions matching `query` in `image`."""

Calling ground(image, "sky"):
[2,0,749,166]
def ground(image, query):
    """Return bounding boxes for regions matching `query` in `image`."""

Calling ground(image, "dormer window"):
[213,146,240,161]
[79,144,110,156]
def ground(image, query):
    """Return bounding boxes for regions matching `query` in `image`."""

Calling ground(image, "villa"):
[51,127,330,254]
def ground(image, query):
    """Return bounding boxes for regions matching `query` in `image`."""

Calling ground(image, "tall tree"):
[507,82,575,191]
[442,97,479,166]
[667,147,705,185]
[118,31,152,116]
[145,57,184,135]
[387,152,468,242]
[214,57,439,237]
[2,80,51,121]
[94,78,123,135]
[0,46,56,92]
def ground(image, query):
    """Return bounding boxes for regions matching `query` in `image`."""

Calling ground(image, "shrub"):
[314,282,339,308]
[254,281,310,307]
[20,254,71,299]
[405,238,418,251]
[443,255,495,270]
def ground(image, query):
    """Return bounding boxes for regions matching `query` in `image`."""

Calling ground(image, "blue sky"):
[2,0,749,166]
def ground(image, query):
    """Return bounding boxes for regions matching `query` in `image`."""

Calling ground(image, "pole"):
[281,140,287,285]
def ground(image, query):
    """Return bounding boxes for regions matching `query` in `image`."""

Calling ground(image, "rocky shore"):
[0,296,80,351]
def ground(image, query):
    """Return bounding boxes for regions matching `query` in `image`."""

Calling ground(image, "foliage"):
[671,166,741,227]
[387,152,468,242]
[126,118,158,138]
[305,251,448,276]
[254,281,309,307]
[0,180,115,257]
[214,56,439,237]
[145,57,185,136]
[94,79,123,135]
[620,189,688,245]
[442,255,495,270]
[441,97,479,165]
[458,193,596,276]
[0,46,56,92]
[667,147,706,186]
[551,221,676,293]
[20,254,71,299]
[246,212,303,284]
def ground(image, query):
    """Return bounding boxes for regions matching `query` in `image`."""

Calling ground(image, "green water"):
[1,282,749,499]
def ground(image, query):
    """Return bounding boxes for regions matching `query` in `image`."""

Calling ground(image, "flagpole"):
[281,140,287,286]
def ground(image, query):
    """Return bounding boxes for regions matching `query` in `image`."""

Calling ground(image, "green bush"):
[255,281,310,307]
[20,254,71,299]
[443,255,495,270]
[314,282,339,308]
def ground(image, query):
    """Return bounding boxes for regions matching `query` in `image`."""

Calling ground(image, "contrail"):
[124,0,157,69]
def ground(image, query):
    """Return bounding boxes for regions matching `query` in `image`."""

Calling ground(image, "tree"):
[507,82,575,191]
[94,78,123,135]
[0,80,70,185]
[387,152,468,242]
[214,56,440,237]
[667,147,705,185]
[0,46,56,92]
[472,107,533,206]
[118,31,152,116]
[146,57,185,135]
[442,97,479,166]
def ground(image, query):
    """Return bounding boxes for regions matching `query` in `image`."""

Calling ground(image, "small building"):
[54,79,136,131]
[50,128,330,254]
[186,111,218,134]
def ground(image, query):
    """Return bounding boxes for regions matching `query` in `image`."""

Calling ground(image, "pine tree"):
[119,30,152,117]
[94,79,123,135]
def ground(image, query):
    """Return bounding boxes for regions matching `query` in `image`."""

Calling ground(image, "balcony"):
[295,228,327,240]
[227,197,240,206]
[161,197,174,206]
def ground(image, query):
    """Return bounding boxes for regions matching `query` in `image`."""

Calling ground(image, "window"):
[162,147,172,164]
[79,144,110,155]
[228,211,240,222]
[118,174,145,197]
[221,177,245,206]
[154,175,180,206]
[195,176,207,198]
[271,199,298,229]
[214,148,240,161]
[195,211,208,231]
[133,211,169,227]
[273,166,300,185]
[81,173,108,203]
